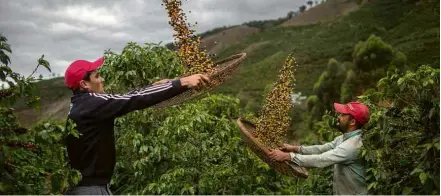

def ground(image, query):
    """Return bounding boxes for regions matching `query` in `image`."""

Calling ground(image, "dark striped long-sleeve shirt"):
[65,79,187,186]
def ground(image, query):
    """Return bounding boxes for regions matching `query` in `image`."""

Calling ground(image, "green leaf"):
[397,77,405,86]
[429,79,434,84]
[0,182,9,193]
[69,129,80,138]
[38,55,51,72]
[434,142,440,150]
[367,182,376,190]
[402,187,412,194]
[419,172,427,184]
[0,70,5,81]
[51,174,62,192]
[0,151,4,172]
[44,123,51,129]
[425,143,434,151]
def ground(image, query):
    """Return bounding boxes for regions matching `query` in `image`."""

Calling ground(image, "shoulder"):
[333,135,344,142]
[341,135,363,150]
[69,93,117,112]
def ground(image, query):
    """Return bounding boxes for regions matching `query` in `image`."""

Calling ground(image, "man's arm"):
[125,78,173,95]
[289,138,362,168]
[81,74,209,120]
[299,137,340,155]
[281,136,341,155]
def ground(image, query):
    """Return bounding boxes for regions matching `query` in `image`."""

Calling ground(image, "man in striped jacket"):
[63,57,209,195]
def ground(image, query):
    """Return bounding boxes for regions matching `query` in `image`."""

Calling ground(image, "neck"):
[73,88,89,94]
[345,127,359,134]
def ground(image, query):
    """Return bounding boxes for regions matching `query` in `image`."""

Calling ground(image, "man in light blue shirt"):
[269,102,370,195]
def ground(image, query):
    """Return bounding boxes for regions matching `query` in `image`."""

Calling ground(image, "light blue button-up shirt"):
[290,129,366,195]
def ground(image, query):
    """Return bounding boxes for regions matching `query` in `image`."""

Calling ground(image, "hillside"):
[200,25,260,54]
[212,0,439,112]
[13,77,71,127]
[280,0,360,27]
[13,0,440,127]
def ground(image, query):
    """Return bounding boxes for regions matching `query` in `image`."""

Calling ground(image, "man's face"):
[337,113,353,133]
[81,71,105,93]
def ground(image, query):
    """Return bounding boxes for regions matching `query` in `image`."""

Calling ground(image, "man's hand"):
[180,74,210,88]
[279,144,300,153]
[152,79,171,85]
[268,149,291,162]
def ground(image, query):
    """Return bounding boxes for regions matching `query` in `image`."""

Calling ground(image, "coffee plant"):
[98,41,303,194]
[359,65,439,195]
[0,34,80,194]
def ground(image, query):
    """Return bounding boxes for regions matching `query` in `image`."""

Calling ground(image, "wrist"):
[179,78,189,87]
[294,146,300,153]
[172,79,184,89]
[288,146,298,152]
[289,152,295,161]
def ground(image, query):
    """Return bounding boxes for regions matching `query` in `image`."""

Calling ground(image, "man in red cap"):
[63,56,209,195]
[269,102,370,195]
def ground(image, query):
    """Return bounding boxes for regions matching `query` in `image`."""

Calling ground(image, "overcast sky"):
[0,0,309,78]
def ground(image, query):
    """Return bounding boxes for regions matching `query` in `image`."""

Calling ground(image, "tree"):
[38,74,43,80]
[0,34,11,65]
[100,42,185,92]
[307,1,314,8]
[340,69,357,103]
[307,34,409,125]
[286,11,295,19]
[353,35,395,72]
[307,58,347,124]
[299,5,307,13]
[342,34,408,101]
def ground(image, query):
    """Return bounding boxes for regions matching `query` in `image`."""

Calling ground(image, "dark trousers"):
[64,184,112,195]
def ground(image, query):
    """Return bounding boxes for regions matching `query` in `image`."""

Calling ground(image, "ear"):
[78,80,90,90]
[349,118,357,126]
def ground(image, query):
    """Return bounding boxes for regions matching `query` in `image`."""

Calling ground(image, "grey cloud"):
[0,0,311,77]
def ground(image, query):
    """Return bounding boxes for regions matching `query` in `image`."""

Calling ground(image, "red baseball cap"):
[64,57,104,90]
[334,102,370,125]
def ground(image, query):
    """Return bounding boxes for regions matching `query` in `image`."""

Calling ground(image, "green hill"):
[14,0,440,127]
[13,77,71,127]
[212,0,439,112]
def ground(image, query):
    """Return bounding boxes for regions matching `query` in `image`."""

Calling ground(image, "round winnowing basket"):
[236,118,308,179]
[152,52,247,108]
